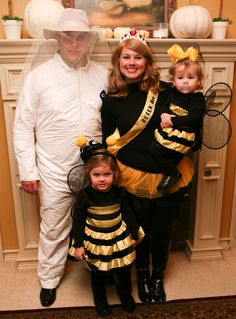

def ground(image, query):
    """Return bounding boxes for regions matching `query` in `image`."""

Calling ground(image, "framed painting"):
[62,0,176,30]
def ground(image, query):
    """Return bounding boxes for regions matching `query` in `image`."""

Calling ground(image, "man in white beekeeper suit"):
[13,8,108,307]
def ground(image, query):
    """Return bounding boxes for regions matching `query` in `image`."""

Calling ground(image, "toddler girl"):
[150,44,206,192]
[69,139,144,316]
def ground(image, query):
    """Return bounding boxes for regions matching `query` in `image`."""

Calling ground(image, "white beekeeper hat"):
[43,8,98,39]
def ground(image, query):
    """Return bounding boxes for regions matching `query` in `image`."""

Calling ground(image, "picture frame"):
[62,0,176,30]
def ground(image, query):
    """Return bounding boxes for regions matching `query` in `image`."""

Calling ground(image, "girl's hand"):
[160,121,173,129]
[160,113,175,128]
[131,239,138,248]
[74,247,86,261]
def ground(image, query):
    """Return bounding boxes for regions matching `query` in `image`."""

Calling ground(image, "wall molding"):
[1,38,236,267]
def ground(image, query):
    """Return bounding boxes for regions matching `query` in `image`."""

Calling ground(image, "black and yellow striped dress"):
[154,88,206,154]
[70,185,144,272]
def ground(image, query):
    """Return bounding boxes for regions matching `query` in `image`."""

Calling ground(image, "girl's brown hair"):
[84,151,120,185]
[108,38,161,97]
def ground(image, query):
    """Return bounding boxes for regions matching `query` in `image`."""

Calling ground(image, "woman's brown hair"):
[108,38,161,97]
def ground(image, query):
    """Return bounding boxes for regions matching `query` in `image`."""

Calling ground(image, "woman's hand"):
[74,247,86,261]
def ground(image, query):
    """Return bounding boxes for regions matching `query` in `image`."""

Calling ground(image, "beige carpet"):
[0,248,236,311]
[1,296,236,319]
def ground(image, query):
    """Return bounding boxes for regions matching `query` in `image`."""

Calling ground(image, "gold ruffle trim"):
[68,223,145,266]
[88,204,120,215]
[86,251,136,271]
[169,103,189,116]
[85,232,132,255]
[154,128,195,153]
[84,225,145,256]
[117,156,194,198]
[68,247,136,271]
[86,220,127,240]
[87,214,122,229]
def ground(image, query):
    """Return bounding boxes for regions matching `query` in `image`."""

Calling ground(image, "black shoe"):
[157,171,182,192]
[40,288,56,307]
[94,298,111,317]
[151,278,166,304]
[121,294,136,313]
[137,269,152,303]
[116,287,136,313]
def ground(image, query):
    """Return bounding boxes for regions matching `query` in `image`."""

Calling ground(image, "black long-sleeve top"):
[161,87,206,131]
[101,81,172,173]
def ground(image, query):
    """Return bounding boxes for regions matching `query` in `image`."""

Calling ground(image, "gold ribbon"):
[107,89,158,155]
[167,44,198,64]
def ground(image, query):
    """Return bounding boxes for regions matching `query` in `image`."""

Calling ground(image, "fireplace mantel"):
[1,38,236,61]
[1,38,236,268]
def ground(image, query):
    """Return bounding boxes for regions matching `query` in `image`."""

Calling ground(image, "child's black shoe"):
[94,298,111,317]
[116,287,136,313]
[157,171,182,192]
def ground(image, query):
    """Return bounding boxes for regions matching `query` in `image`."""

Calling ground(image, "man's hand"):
[21,180,40,194]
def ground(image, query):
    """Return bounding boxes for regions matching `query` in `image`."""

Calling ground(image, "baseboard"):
[185,240,223,261]
[3,249,18,261]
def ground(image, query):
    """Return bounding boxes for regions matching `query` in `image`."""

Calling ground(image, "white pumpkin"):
[24,0,64,39]
[139,29,150,38]
[169,5,212,39]
[113,27,131,38]
[101,27,113,38]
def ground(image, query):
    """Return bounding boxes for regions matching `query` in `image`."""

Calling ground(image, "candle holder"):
[153,23,169,38]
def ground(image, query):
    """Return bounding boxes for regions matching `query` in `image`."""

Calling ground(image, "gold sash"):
[107,89,158,155]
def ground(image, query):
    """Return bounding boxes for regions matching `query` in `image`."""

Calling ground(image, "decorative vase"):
[2,20,22,40]
[24,0,64,39]
[211,21,229,39]
[169,5,212,39]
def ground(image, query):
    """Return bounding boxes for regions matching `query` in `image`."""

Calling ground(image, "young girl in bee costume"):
[150,44,206,192]
[69,138,144,316]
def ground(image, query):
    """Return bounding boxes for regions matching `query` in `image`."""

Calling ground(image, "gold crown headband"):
[120,29,147,46]
[167,44,198,64]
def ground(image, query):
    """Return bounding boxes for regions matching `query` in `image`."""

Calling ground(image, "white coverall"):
[14,53,108,288]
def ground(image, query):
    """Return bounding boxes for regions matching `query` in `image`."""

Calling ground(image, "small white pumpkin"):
[113,27,131,38]
[139,29,150,38]
[24,0,64,39]
[101,27,113,38]
[169,5,212,39]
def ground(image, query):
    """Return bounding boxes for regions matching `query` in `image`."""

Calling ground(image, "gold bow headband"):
[167,44,198,64]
